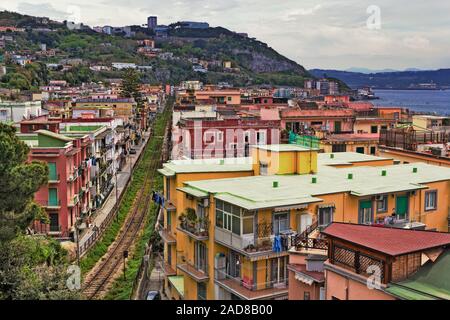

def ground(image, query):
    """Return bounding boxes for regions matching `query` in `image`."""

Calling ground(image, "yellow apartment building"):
[157,145,450,300]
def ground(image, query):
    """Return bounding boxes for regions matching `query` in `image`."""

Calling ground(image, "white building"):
[112,62,137,70]
[0,100,43,124]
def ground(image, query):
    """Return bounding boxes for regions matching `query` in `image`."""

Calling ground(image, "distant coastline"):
[372,89,450,116]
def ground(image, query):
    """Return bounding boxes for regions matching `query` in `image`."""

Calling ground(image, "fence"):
[78,131,151,257]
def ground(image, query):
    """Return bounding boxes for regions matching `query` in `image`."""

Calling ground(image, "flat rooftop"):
[158,157,253,176]
[183,162,450,210]
[318,152,393,166]
[251,144,319,152]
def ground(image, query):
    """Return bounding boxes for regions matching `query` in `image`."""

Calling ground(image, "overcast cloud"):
[2,0,449,70]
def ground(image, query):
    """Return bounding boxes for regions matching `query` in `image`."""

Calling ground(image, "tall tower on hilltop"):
[147,16,157,29]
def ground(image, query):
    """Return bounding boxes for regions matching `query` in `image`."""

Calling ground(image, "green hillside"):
[0,11,312,89]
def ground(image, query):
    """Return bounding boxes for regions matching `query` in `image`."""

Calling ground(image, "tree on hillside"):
[0,124,79,300]
[120,68,141,100]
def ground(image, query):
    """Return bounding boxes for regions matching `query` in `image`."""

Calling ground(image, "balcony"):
[43,200,61,209]
[48,173,60,183]
[214,223,295,260]
[176,255,209,282]
[48,225,63,236]
[68,194,79,207]
[214,268,288,300]
[158,228,177,244]
[331,244,385,283]
[158,254,177,277]
[177,208,209,241]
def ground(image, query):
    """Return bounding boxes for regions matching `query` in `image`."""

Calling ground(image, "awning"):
[273,204,309,212]
[168,276,184,298]
[177,186,209,198]
[318,203,335,209]
[294,273,314,286]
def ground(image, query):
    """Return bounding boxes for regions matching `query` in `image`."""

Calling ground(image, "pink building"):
[281,109,355,134]
[19,130,93,239]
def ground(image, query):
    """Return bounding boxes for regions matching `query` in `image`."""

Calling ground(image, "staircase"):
[292,220,318,248]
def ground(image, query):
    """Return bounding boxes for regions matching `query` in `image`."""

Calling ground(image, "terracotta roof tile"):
[322,223,450,256]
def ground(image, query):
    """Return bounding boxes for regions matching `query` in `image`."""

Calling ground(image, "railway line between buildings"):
[81,101,172,300]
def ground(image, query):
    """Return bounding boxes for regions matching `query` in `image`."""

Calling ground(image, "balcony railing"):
[176,254,209,282]
[158,228,177,244]
[43,200,61,208]
[48,173,60,182]
[178,218,209,241]
[331,244,385,283]
[215,223,296,256]
[214,268,288,300]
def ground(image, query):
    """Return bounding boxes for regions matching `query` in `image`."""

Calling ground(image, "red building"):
[19,130,93,239]
[19,115,61,133]
[174,118,281,159]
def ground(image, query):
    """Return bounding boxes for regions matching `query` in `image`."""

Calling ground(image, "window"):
[48,188,58,206]
[49,213,59,232]
[334,121,342,133]
[370,146,376,155]
[195,241,208,273]
[359,200,373,224]
[318,207,333,228]
[332,144,346,153]
[304,292,311,300]
[274,212,289,235]
[371,126,378,134]
[356,147,365,154]
[257,131,266,145]
[197,282,207,300]
[165,177,170,200]
[376,195,388,213]
[425,190,437,211]
[48,162,57,181]
[242,211,254,235]
[227,96,232,102]
[260,162,268,176]
[215,200,241,235]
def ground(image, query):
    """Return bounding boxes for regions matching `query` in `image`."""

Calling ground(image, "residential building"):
[281,109,355,134]
[0,100,42,124]
[322,223,450,300]
[18,130,93,238]
[157,146,450,300]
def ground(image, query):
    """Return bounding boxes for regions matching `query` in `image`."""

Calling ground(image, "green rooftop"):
[158,157,253,176]
[386,250,450,300]
[183,163,450,210]
[168,276,184,297]
[318,152,393,166]
[64,125,103,132]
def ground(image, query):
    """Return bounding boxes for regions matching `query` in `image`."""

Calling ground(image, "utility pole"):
[123,250,128,280]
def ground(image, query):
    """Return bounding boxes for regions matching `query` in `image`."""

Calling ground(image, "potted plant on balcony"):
[185,207,197,232]
[197,217,210,236]
[178,212,187,229]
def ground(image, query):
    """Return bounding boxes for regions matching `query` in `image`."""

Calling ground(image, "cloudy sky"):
[2,0,449,70]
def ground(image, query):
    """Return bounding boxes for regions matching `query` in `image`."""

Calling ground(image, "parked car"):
[129,148,137,155]
[146,291,161,300]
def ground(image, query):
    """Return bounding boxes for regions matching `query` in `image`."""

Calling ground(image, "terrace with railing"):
[214,267,288,300]
[176,253,209,282]
[177,208,210,241]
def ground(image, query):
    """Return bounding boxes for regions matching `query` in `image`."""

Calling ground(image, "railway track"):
[81,149,161,300]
